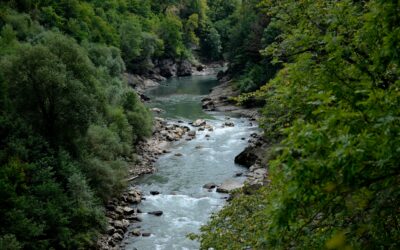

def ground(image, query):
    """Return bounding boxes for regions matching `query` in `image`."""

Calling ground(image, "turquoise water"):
[145,75,220,120]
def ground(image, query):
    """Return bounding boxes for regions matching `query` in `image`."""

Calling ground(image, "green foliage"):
[119,16,143,66]
[200,0,400,249]
[0,1,158,247]
[159,13,185,58]
[199,21,222,61]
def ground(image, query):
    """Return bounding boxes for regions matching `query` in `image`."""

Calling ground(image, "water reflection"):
[145,75,220,120]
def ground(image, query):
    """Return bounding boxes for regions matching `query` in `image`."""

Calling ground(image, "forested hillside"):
[199,0,400,249]
[1,0,399,249]
[0,0,222,248]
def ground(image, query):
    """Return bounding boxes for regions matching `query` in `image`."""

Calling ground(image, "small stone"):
[195,145,203,149]
[115,206,124,215]
[216,180,244,193]
[174,153,183,156]
[151,108,164,113]
[148,211,163,216]
[142,232,151,237]
[224,121,235,127]
[131,229,141,237]
[203,183,217,189]
[123,206,135,215]
[205,134,210,138]
[112,233,123,241]
[150,191,160,195]
[122,219,130,228]
[107,226,115,235]
[192,119,206,127]
[113,220,124,229]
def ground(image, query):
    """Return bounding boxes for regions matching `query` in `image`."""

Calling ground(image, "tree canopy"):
[199,0,400,249]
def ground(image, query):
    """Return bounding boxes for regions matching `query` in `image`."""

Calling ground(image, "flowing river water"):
[123,75,258,250]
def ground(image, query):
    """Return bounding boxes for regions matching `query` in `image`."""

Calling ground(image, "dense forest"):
[199,0,400,249]
[0,0,399,249]
[0,0,222,248]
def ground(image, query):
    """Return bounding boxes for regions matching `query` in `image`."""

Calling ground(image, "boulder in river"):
[131,229,141,237]
[234,145,259,168]
[174,153,183,157]
[224,121,235,127]
[157,59,177,77]
[148,211,163,216]
[177,60,192,76]
[151,107,164,113]
[142,232,151,237]
[150,191,160,195]
[192,119,206,127]
[203,183,217,189]
[216,180,244,193]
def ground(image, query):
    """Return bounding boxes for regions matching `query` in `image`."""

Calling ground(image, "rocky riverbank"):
[97,116,195,250]
[201,75,269,194]
[201,80,259,120]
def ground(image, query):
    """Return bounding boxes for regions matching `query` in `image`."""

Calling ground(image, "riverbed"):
[122,75,257,250]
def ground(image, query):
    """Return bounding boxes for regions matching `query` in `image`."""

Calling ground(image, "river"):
[122,75,257,250]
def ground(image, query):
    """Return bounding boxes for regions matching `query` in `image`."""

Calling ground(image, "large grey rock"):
[157,59,177,77]
[234,145,259,168]
[177,60,192,76]
[216,180,244,193]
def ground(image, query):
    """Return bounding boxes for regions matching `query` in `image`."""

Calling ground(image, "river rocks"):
[192,119,206,127]
[223,121,235,127]
[202,98,216,111]
[151,59,194,78]
[126,214,142,222]
[150,191,160,195]
[177,60,192,76]
[203,183,217,189]
[174,153,183,156]
[235,134,267,168]
[106,226,115,236]
[201,80,260,120]
[142,232,151,237]
[112,233,123,242]
[188,131,196,137]
[151,107,164,113]
[216,180,244,193]
[234,172,243,177]
[123,206,135,215]
[196,64,205,71]
[158,59,177,77]
[131,229,141,237]
[148,211,163,216]
[113,219,129,231]
[125,73,160,91]
[234,146,259,168]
